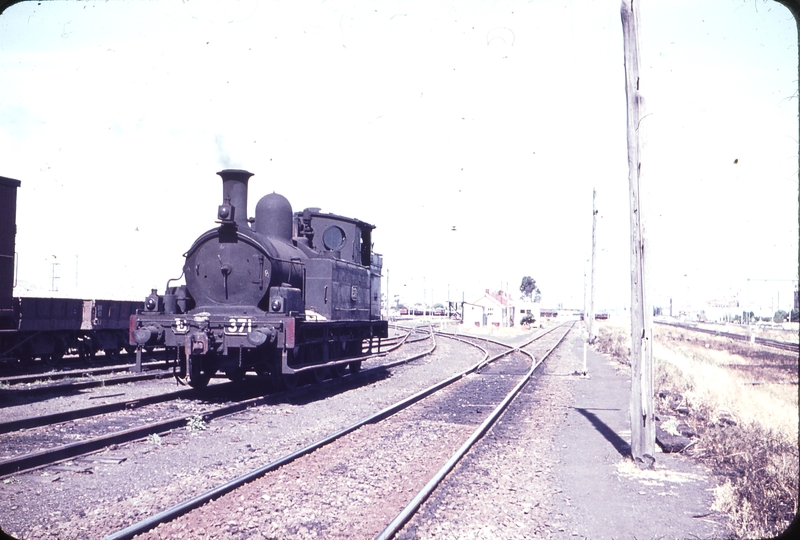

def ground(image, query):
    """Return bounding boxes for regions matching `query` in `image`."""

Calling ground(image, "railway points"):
[101,324,570,539]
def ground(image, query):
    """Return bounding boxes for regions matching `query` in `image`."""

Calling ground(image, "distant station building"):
[463,289,517,327]
[702,298,740,323]
[461,301,486,327]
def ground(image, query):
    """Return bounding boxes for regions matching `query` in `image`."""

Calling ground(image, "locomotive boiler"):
[130,169,387,388]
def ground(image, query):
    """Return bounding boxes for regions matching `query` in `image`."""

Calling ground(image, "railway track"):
[0,360,171,386]
[655,320,800,353]
[0,329,413,399]
[0,329,428,479]
[101,322,572,540]
[0,369,175,399]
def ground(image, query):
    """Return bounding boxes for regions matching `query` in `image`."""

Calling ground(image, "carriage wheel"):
[44,353,62,367]
[45,344,65,366]
[79,338,98,364]
[11,356,32,370]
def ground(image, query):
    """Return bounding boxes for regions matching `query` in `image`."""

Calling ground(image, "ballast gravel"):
[1,333,484,538]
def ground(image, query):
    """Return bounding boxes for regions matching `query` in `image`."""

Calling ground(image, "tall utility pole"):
[622,0,655,467]
[587,188,598,344]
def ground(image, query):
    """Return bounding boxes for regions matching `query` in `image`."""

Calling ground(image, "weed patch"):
[186,414,207,433]
[699,417,798,538]
[592,321,798,538]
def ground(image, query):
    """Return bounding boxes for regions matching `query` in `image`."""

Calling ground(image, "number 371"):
[226,318,252,334]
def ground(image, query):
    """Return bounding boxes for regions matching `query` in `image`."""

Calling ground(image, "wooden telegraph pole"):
[588,188,597,345]
[621,0,655,466]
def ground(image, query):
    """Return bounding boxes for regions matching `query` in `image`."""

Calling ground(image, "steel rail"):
[0,370,173,397]
[655,320,800,353]
[102,335,480,540]
[0,360,170,386]
[380,325,437,369]
[101,325,531,540]
[0,386,218,435]
[1,329,411,387]
[102,324,568,540]
[0,389,274,478]
[374,322,574,540]
[0,333,442,479]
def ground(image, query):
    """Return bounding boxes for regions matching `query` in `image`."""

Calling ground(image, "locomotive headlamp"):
[218,203,234,222]
[271,298,283,312]
[145,289,159,312]
[132,327,152,345]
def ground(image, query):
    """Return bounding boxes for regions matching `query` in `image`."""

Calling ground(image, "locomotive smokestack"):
[216,169,253,226]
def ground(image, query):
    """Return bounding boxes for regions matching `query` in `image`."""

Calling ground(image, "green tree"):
[773,310,789,323]
[519,276,542,303]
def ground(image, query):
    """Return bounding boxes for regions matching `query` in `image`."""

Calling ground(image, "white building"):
[466,290,513,327]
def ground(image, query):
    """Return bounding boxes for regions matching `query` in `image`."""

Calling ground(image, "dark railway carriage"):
[130,169,388,388]
[0,176,140,366]
[0,175,21,329]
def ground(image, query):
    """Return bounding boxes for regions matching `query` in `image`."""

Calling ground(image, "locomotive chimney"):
[216,169,253,226]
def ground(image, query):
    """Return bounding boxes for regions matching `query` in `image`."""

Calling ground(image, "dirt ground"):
[547,332,725,539]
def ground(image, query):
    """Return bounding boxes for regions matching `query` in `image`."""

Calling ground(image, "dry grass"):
[593,320,799,538]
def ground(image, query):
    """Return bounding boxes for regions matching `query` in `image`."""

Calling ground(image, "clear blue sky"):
[0,0,796,317]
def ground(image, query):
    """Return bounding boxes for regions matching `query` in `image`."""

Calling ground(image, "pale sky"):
[0,0,797,317]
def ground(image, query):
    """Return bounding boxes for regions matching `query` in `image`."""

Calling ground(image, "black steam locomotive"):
[0,175,138,367]
[129,170,388,388]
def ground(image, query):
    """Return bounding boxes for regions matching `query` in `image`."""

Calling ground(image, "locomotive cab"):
[295,209,380,322]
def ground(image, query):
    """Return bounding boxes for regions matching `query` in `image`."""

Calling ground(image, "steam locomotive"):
[129,170,388,388]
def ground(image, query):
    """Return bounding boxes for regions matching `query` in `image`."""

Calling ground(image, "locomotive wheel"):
[312,367,329,384]
[333,363,348,378]
[225,368,247,382]
[281,373,299,390]
[188,358,214,389]
[189,370,212,389]
[348,360,362,374]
